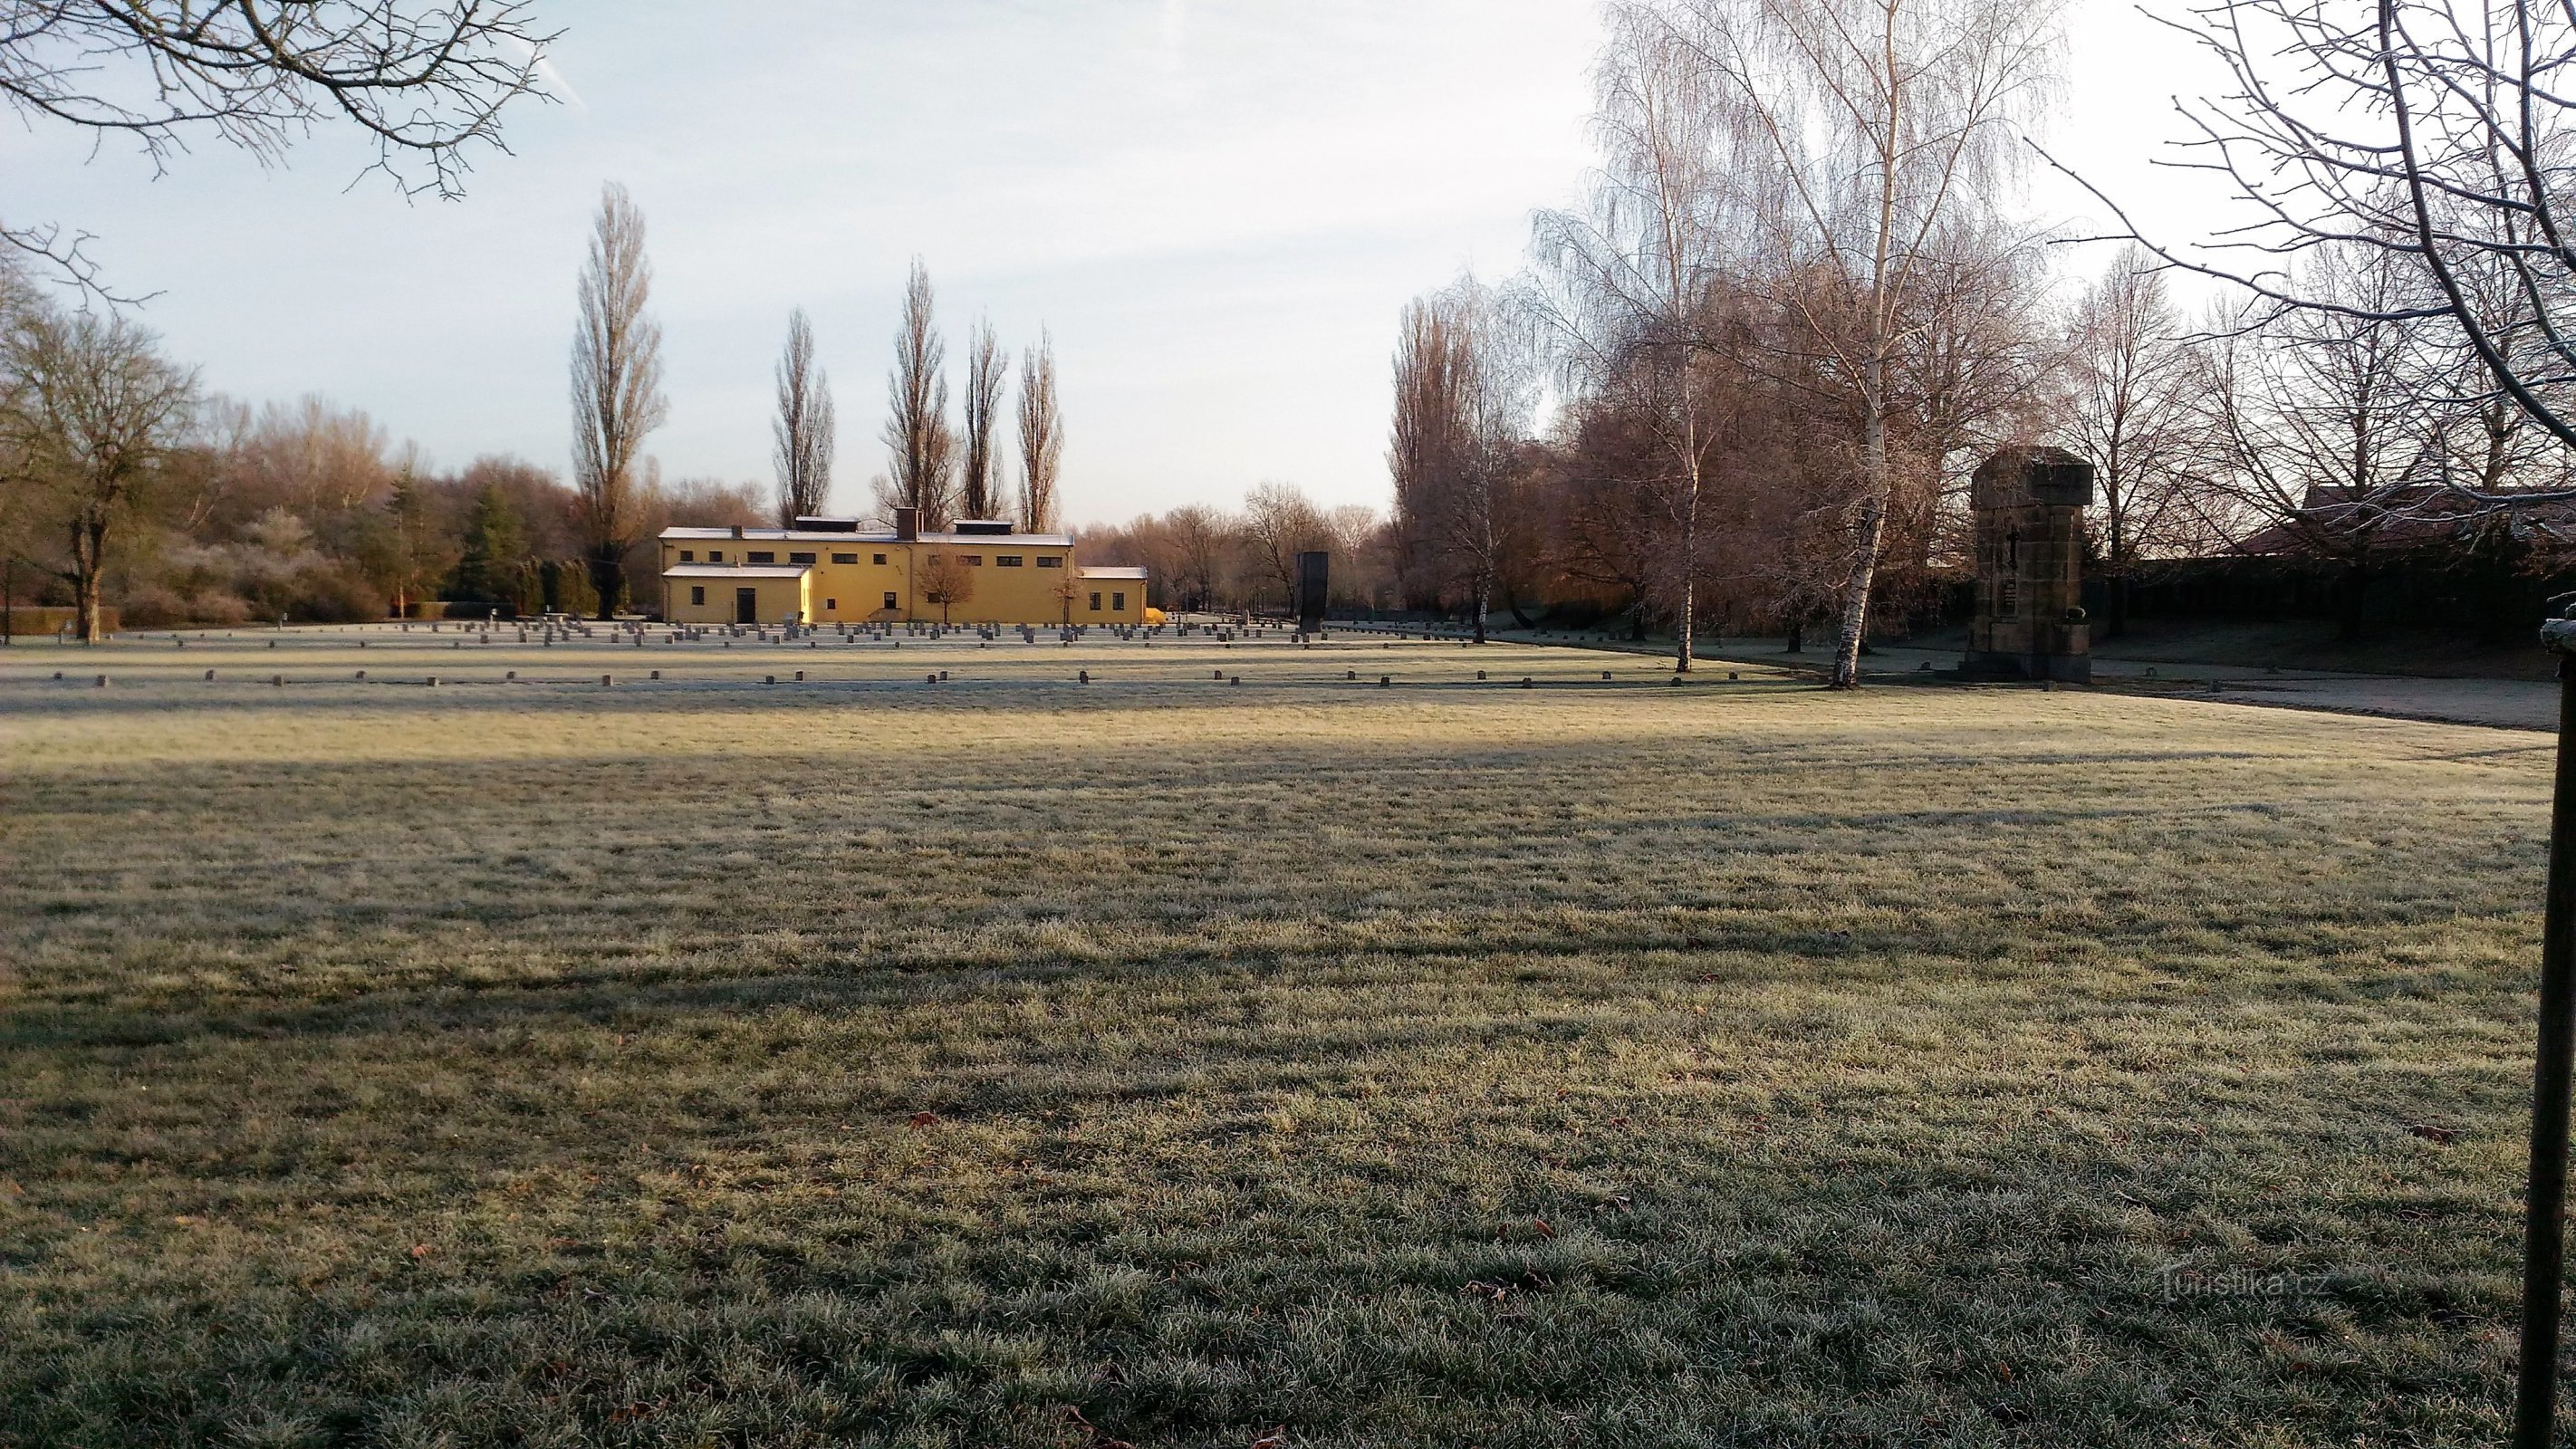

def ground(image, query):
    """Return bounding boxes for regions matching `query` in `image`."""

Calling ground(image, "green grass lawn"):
[0,627,2556,1446]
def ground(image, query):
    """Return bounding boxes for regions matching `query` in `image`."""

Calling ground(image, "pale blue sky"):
[3,0,2216,524]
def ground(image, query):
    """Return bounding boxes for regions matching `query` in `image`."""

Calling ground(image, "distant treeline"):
[8,383,765,628]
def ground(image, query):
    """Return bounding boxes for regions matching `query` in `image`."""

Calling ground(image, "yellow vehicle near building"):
[658,507,1149,627]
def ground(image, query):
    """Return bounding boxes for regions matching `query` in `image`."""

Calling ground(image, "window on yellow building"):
[690,586,706,605]
[963,555,984,566]
[678,549,695,561]
[826,598,837,610]
[709,550,726,562]
[832,552,858,564]
[1113,591,1127,611]
[789,552,815,564]
[997,555,1024,567]
[1035,556,1063,569]
[748,551,775,563]
[882,591,899,609]
[1089,592,1101,611]
[873,553,889,565]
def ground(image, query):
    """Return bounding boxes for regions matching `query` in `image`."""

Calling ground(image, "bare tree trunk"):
[1830,360,1889,689]
[72,515,106,643]
[1676,428,1699,673]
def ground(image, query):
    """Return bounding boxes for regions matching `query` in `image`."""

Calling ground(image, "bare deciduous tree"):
[1533,7,1730,669]
[916,549,974,625]
[1,1,556,295]
[959,320,1004,522]
[2063,246,2206,637]
[569,182,666,620]
[2049,0,2576,479]
[2200,253,2441,641]
[1017,332,1062,534]
[881,260,956,531]
[773,308,834,525]
[1242,481,1330,612]
[1392,276,1531,642]
[1660,0,2062,686]
[1163,504,1228,612]
[0,302,196,641]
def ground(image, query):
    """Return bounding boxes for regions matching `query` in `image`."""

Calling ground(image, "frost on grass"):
[0,637,2551,1445]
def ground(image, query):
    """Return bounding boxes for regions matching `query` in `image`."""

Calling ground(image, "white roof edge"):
[659,527,1076,546]
[664,564,812,578]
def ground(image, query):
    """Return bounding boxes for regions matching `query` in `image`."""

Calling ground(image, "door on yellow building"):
[735,588,758,625]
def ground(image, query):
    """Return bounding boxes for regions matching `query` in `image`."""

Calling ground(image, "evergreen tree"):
[450,482,526,606]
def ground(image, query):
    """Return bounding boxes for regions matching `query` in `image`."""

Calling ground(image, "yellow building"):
[658,508,1148,627]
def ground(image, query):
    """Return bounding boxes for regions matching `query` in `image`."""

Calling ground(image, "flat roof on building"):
[661,525,1075,547]
[664,564,812,579]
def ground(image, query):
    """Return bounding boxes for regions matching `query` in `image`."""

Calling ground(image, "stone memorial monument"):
[1294,551,1330,634]
[1965,446,2093,684]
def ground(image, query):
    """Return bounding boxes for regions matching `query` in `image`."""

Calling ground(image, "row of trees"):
[0,253,768,639]
[1379,0,2576,677]
[563,188,1071,619]
[876,261,1063,537]
[0,183,1082,637]
[1081,483,1395,617]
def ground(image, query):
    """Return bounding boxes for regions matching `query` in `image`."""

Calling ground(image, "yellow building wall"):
[1076,580,1147,625]
[659,538,1139,626]
[667,572,811,626]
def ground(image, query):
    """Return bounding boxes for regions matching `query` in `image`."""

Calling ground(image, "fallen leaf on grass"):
[1533,1218,1556,1239]
[908,1111,940,1128]
[1061,1406,1133,1448]
[1250,1428,1289,1449]
[2407,1121,2459,1145]
[408,1243,433,1259]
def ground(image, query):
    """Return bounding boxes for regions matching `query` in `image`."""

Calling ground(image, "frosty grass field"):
[0,623,2554,1446]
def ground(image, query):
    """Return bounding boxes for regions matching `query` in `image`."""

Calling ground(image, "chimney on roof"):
[732,524,745,539]
[894,506,918,542]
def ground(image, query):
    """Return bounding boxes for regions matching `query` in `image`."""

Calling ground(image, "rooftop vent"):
[793,516,860,533]
[954,519,1015,536]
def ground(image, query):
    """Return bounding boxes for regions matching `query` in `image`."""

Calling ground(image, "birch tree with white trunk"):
[1657,0,2062,686]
